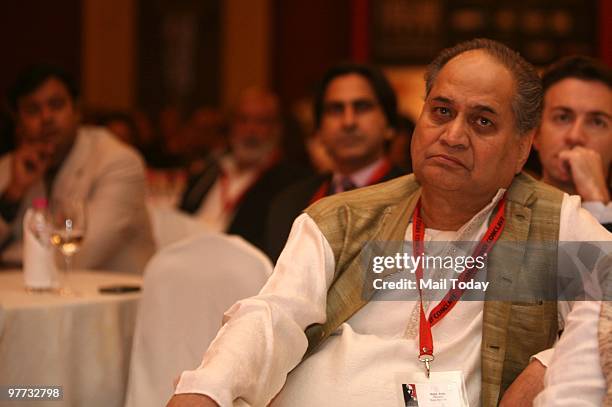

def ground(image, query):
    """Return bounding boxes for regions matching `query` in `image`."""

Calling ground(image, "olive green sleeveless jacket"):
[304,172,563,406]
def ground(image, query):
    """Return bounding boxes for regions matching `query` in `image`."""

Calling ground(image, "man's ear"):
[516,129,535,174]
[532,126,542,152]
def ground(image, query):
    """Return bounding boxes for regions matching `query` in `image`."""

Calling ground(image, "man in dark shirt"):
[179,87,304,251]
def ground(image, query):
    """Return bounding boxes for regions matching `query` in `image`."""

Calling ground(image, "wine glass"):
[48,198,86,295]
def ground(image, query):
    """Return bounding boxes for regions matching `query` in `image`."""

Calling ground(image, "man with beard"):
[179,88,304,251]
[0,65,154,273]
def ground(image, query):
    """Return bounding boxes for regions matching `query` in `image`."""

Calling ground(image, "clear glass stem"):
[61,254,74,296]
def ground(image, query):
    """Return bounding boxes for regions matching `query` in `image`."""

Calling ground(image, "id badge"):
[394,371,469,407]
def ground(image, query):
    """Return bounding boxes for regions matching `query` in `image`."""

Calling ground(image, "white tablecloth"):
[0,270,142,407]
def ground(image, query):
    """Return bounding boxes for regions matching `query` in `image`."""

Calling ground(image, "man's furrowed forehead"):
[428,51,514,114]
[544,78,612,115]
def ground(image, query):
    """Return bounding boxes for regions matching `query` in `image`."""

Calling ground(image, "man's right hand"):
[166,394,220,407]
[4,143,53,202]
[559,146,611,203]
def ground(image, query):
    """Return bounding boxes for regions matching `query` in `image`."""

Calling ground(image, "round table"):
[0,270,142,407]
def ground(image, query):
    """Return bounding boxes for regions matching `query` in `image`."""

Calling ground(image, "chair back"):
[147,205,208,249]
[124,232,272,406]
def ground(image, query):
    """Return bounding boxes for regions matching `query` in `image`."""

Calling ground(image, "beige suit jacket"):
[0,126,155,273]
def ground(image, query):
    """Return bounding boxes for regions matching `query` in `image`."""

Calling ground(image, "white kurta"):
[533,300,606,406]
[175,192,610,406]
[582,201,612,224]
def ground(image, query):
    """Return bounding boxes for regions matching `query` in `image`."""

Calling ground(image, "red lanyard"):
[411,195,506,376]
[309,159,392,204]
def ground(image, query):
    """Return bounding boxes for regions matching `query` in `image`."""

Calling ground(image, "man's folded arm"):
[173,214,336,406]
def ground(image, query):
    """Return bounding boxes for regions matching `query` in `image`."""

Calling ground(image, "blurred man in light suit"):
[0,65,155,273]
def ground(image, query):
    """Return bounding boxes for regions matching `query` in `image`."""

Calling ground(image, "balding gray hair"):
[425,38,542,136]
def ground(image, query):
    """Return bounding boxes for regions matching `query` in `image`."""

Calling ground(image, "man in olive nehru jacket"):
[168,39,611,407]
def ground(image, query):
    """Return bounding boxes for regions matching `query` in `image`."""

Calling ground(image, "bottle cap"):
[32,197,48,209]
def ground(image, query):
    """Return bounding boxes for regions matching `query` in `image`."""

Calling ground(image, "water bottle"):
[23,197,58,290]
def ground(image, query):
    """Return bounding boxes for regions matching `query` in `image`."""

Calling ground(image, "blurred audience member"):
[535,56,612,228]
[265,63,406,262]
[388,114,415,173]
[0,65,155,273]
[179,87,305,251]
